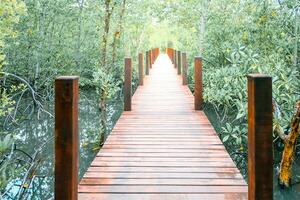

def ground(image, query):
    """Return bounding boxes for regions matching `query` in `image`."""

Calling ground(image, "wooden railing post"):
[172,49,175,64]
[182,53,188,85]
[174,50,177,68]
[177,51,182,75]
[194,57,203,110]
[124,58,132,111]
[150,50,153,68]
[138,53,144,85]
[146,51,150,75]
[151,49,155,65]
[156,48,160,59]
[166,48,174,64]
[247,74,273,200]
[55,76,79,200]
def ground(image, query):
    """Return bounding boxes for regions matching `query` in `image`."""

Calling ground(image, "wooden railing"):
[54,47,273,200]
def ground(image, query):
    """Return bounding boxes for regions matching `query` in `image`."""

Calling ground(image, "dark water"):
[1,93,122,199]
[204,104,300,200]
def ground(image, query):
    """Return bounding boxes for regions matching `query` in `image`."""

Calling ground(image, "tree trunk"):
[100,0,115,69]
[278,101,300,188]
[111,0,126,67]
[199,14,206,56]
[99,91,107,146]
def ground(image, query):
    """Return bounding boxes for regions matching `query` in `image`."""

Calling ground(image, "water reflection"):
[204,105,300,200]
[2,92,122,199]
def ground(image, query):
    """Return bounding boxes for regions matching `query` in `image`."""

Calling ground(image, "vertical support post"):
[167,48,174,64]
[171,48,175,64]
[194,57,203,110]
[174,50,177,68]
[55,76,79,200]
[146,51,149,75]
[151,49,155,65]
[182,53,188,85]
[149,50,153,68]
[124,58,132,111]
[177,51,182,75]
[138,53,144,86]
[247,74,273,200]
[156,48,160,59]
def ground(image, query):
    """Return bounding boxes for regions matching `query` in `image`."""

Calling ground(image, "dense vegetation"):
[0,0,299,198]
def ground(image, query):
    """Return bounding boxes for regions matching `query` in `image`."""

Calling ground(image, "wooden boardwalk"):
[78,54,247,199]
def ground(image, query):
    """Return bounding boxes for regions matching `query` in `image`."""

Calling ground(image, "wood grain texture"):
[55,76,79,200]
[79,54,247,199]
[146,51,149,75]
[138,53,144,86]
[194,57,203,110]
[177,50,182,75]
[182,53,188,85]
[166,47,175,64]
[247,74,273,200]
[124,58,132,111]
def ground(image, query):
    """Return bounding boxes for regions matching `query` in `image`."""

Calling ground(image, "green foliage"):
[201,0,300,150]
[0,0,27,70]
[93,68,120,100]
[1,0,300,196]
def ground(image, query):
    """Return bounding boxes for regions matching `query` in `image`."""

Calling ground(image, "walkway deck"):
[78,54,247,199]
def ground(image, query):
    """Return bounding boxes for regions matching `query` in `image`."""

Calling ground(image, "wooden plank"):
[90,161,236,168]
[86,166,241,173]
[101,145,226,150]
[78,185,247,193]
[93,157,232,162]
[78,193,247,200]
[83,172,243,179]
[80,178,246,186]
[78,54,247,199]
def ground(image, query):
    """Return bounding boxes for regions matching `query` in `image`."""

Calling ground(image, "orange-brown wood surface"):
[78,54,247,199]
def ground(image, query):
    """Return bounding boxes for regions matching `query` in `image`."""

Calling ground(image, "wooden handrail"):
[247,74,273,200]
[55,76,79,200]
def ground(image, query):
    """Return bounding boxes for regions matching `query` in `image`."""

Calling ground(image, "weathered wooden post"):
[138,53,144,86]
[124,58,132,111]
[177,51,182,75]
[55,76,79,200]
[174,50,177,68]
[166,48,174,64]
[151,49,155,65]
[182,53,188,85]
[194,57,203,110]
[247,74,273,200]
[155,48,160,59]
[149,50,153,68]
[171,48,175,64]
[146,51,150,75]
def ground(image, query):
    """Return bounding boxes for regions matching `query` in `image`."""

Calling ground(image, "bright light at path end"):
[153,53,173,68]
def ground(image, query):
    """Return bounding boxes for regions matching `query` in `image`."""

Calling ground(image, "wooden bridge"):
[54,48,273,200]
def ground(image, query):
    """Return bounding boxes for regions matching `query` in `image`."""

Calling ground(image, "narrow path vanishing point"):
[78,54,248,200]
